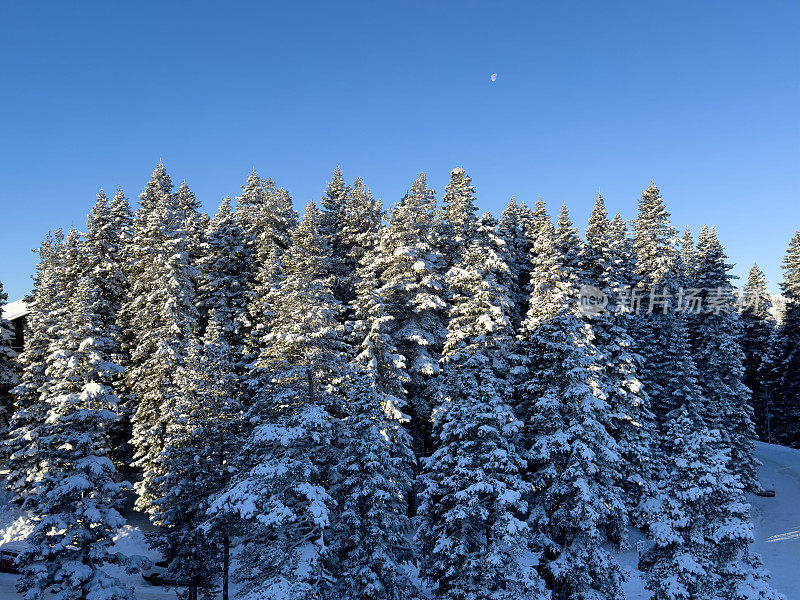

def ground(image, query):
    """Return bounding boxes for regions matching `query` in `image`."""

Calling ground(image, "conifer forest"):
[1,163,799,600]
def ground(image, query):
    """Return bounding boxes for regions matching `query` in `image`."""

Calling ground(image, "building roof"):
[2,299,29,321]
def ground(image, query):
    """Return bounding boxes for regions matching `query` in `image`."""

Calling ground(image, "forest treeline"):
[0,164,797,600]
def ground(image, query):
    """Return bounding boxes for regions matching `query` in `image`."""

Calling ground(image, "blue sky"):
[1,1,798,300]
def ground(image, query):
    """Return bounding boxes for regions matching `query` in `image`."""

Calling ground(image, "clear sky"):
[1,1,798,301]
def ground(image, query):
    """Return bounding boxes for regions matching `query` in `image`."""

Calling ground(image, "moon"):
[490,73,498,82]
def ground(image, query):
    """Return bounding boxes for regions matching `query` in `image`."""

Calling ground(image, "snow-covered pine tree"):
[419,379,547,600]
[0,280,19,431]
[515,198,557,334]
[760,231,800,446]
[122,163,201,514]
[333,176,384,331]
[175,181,207,267]
[329,367,418,600]
[630,183,687,423]
[640,403,720,600]
[318,167,354,304]
[108,189,134,332]
[351,252,409,425]
[608,212,636,284]
[692,226,758,491]
[642,400,783,600]
[342,177,383,276]
[209,202,344,600]
[17,255,138,600]
[235,168,271,293]
[554,204,583,274]
[83,191,132,468]
[498,198,531,331]
[141,198,249,600]
[581,195,656,527]
[508,197,559,400]
[367,174,448,465]
[4,230,81,503]
[108,187,135,422]
[739,264,775,440]
[255,200,348,405]
[4,231,61,499]
[147,325,243,600]
[348,178,389,352]
[417,212,548,599]
[349,193,414,497]
[194,197,249,600]
[110,188,134,254]
[516,199,539,322]
[199,197,249,359]
[235,169,298,381]
[517,200,625,600]
[632,183,678,289]
[680,226,696,286]
[437,166,478,269]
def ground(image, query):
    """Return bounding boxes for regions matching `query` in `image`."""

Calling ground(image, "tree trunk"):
[307,366,316,403]
[222,534,230,600]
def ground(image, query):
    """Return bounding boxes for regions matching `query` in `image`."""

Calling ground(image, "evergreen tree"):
[236,168,271,292]
[329,368,418,600]
[199,198,249,356]
[632,183,678,290]
[518,198,559,331]
[351,255,409,427]
[143,199,248,600]
[692,227,758,491]
[438,166,478,268]
[236,169,298,374]
[319,167,353,304]
[17,267,138,600]
[554,204,583,274]
[335,176,384,321]
[641,405,723,600]
[110,188,134,255]
[4,230,76,502]
[581,195,656,526]
[739,264,774,441]
[609,213,637,289]
[0,280,19,430]
[761,231,800,446]
[418,211,547,599]
[122,164,200,513]
[630,183,685,424]
[342,177,383,275]
[210,203,343,600]
[642,403,782,600]
[516,199,539,322]
[350,200,411,447]
[83,191,131,468]
[497,198,531,331]
[4,231,57,498]
[147,331,242,600]
[418,377,546,600]
[517,200,625,600]
[175,181,207,268]
[108,188,136,445]
[348,180,390,358]
[367,174,448,463]
[680,226,696,286]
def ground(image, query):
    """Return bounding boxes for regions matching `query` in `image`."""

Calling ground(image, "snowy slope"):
[748,441,800,599]
[618,441,799,599]
[0,441,797,599]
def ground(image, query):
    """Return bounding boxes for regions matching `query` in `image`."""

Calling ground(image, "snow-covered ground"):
[0,441,797,599]
[748,441,800,599]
